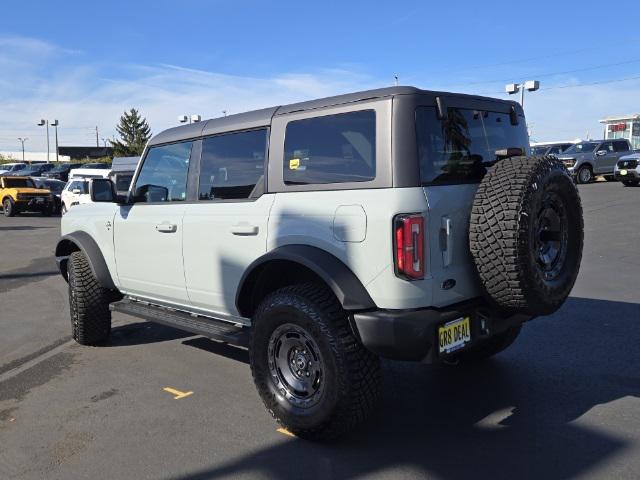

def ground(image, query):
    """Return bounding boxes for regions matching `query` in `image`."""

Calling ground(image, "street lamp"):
[17,137,28,162]
[50,120,59,162]
[178,114,202,124]
[37,119,50,162]
[505,80,540,108]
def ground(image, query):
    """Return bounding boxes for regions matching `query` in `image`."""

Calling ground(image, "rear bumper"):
[351,299,531,363]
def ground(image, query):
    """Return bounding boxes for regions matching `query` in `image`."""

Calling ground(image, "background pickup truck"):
[557,139,636,184]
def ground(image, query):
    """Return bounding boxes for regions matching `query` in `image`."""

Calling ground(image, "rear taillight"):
[394,214,425,280]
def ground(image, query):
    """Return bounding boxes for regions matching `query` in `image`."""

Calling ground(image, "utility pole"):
[95,126,99,147]
[17,137,28,162]
[394,74,399,86]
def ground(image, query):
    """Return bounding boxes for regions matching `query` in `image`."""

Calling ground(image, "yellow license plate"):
[438,317,471,354]
[620,169,628,175]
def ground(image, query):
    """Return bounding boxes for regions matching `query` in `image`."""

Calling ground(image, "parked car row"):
[1,158,137,217]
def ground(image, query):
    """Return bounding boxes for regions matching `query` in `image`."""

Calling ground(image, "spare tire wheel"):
[469,156,583,316]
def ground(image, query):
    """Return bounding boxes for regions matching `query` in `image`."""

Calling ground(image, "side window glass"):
[614,141,629,152]
[199,129,267,200]
[602,142,614,152]
[133,141,193,203]
[283,110,376,184]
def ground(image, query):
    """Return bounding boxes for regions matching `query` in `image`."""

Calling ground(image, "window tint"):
[134,141,192,203]
[601,142,615,152]
[114,173,133,193]
[613,141,630,152]
[416,107,530,185]
[199,129,267,200]
[548,146,562,154]
[283,110,376,185]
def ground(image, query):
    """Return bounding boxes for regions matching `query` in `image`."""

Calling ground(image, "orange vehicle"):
[1,176,54,217]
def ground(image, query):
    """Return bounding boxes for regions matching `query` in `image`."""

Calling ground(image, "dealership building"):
[599,114,640,149]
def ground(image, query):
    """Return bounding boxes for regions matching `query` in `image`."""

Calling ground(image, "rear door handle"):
[155,222,177,233]
[230,224,259,236]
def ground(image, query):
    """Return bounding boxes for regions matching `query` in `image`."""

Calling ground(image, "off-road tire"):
[470,156,583,316]
[61,203,68,215]
[454,326,522,362]
[576,165,593,184]
[67,251,112,345]
[3,198,16,217]
[250,283,382,441]
[41,204,53,216]
[622,180,639,187]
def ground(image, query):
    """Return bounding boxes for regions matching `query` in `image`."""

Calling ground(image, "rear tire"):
[3,198,16,217]
[250,283,382,440]
[622,180,639,187]
[576,165,593,184]
[470,156,583,316]
[67,251,112,345]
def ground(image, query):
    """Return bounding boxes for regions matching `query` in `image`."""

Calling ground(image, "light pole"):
[17,137,28,162]
[50,120,59,162]
[178,114,202,124]
[37,119,50,162]
[505,80,540,108]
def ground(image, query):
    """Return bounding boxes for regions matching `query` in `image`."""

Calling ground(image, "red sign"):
[609,123,626,132]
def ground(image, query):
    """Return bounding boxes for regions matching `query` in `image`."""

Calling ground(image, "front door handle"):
[155,222,177,233]
[230,224,259,236]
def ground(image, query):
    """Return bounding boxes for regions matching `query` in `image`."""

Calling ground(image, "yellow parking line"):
[163,387,193,400]
[277,428,295,437]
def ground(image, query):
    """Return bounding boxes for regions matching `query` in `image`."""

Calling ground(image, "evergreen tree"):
[110,108,151,156]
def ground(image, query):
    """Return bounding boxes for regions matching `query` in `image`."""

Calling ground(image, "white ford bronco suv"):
[55,87,584,439]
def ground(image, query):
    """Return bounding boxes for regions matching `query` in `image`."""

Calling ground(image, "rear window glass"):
[416,106,530,185]
[283,110,376,185]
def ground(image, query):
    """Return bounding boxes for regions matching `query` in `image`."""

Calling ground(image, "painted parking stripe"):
[163,387,193,399]
[276,428,295,437]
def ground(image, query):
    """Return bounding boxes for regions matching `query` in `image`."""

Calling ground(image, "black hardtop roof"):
[148,86,521,147]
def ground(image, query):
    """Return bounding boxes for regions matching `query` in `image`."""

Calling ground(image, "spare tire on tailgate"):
[469,156,583,316]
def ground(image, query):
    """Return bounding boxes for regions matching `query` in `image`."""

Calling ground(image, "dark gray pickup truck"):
[557,139,634,183]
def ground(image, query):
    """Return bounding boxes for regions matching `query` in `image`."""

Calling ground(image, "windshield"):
[531,146,549,155]
[45,180,64,193]
[416,106,530,185]
[563,142,598,154]
[3,178,36,188]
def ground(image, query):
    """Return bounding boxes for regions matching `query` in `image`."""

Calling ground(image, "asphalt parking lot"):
[1,182,639,480]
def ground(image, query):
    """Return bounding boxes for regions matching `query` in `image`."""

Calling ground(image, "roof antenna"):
[394,74,399,86]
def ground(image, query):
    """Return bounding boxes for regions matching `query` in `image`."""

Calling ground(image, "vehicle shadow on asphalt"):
[107,322,194,347]
[165,296,640,480]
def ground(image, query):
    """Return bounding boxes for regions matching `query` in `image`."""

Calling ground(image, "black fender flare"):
[55,231,116,290]
[236,244,376,314]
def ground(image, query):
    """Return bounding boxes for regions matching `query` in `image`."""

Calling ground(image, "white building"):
[0,151,71,162]
[599,115,640,150]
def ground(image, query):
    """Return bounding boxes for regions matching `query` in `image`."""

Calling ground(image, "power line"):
[460,58,640,86]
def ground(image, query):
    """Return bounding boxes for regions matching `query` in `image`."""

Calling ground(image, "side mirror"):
[596,150,607,156]
[89,178,116,203]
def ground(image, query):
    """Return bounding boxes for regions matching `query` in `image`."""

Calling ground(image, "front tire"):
[622,179,639,187]
[576,165,593,184]
[67,251,112,345]
[250,284,382,440]
[3,198,16,217]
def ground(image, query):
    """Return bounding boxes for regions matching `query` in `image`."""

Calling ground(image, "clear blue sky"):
[2,0,640,151]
